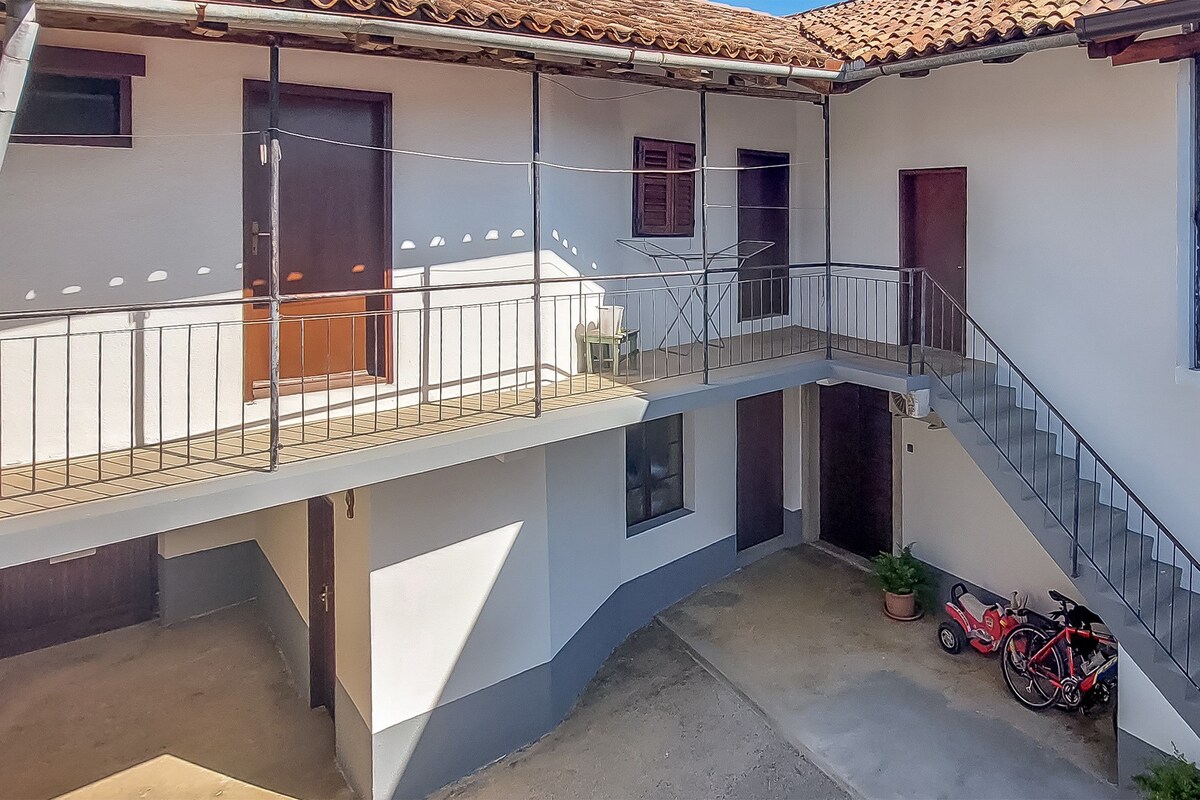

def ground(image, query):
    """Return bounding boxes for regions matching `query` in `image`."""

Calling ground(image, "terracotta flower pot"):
[884,591,916,619]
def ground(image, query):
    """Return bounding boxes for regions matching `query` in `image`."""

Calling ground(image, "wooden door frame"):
[898,167,967,346]
[241,81,394,400]
[736,148,791,322]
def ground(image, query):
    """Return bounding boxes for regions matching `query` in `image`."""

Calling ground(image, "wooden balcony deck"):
[0,327,953,521]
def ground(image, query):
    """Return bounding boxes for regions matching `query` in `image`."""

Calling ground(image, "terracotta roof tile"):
[793,0,1170,64]
[255,0,838,67]
[247,0,1175,71]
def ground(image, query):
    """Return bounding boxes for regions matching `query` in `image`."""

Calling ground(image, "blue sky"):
[727,0,829,13]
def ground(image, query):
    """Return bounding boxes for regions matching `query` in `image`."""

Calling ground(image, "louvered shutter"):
[672,142,696,237]
[633,138,696,237]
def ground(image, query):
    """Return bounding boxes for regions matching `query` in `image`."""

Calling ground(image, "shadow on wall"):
[366,452,734,799]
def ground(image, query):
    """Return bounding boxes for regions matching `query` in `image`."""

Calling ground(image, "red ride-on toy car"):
[938,583,1028,655]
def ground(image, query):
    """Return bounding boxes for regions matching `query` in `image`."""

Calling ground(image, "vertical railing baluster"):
[1071,437,1081,578]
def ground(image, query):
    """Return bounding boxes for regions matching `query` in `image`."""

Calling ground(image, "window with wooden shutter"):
[633,137,696,238]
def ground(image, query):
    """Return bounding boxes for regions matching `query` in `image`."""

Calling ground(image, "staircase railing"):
[914,270,1200,687]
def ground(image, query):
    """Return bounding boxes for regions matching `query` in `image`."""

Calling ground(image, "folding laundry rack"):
[615,239,774,351]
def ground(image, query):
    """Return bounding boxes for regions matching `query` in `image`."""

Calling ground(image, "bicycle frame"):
[1026,625,1118,696]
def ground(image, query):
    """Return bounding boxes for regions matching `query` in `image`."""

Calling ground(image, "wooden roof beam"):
[1109,30,1200,66]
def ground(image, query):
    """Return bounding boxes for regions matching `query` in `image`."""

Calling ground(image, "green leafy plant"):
[1134,749,1200,800]
[872,545,930,597]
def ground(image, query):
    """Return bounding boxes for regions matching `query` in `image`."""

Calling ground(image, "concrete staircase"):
[928,359,1200,734]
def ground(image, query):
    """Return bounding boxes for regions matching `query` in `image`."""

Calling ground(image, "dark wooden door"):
[738,149,790,321]
[308,496,336,716]
[819,384,893,559]
[0,536,158,658]
[900,168,967,352]
[243,83,391,399]
[736,391,784,551]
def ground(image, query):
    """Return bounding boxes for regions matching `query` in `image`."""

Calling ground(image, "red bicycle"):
[1001,590,1118,712]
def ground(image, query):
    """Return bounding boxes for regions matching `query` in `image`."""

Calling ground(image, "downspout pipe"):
[31,0,845,80]
[0,0,39,172]
[839,31,1079,81]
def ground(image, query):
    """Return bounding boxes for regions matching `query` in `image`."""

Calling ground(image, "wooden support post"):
[268,40,282,469]
[531,69,543,416]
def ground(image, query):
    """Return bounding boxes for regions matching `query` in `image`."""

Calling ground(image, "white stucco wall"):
[157,511,256,558]
[1120,645,1200,763]
[899,417,1078,614]
[368,449,551,733]
[366,402,741,733]
[831,49,1195,561]
[0,30,826,470]
[257,501,310,624]
[332,487,372,728]
[900,414,1200,758]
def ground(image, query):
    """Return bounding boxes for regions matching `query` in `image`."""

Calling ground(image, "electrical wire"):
[15,125,803,174]
[543,77,668,102]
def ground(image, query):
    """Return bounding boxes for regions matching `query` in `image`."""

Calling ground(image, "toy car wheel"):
[938,622,963,654]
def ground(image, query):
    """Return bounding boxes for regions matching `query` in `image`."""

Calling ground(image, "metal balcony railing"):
[0,263,916,510]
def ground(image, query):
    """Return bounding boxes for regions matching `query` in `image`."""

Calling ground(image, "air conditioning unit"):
[889,390,931,419]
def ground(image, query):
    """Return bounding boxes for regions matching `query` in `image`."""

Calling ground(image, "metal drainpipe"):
[0,0,39,173]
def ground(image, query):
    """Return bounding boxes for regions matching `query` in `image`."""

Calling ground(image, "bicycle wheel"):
[1002,625,1062,709]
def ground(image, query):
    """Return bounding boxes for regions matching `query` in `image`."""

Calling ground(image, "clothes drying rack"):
[615,239,774,351]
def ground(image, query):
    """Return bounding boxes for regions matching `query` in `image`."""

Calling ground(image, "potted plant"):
[872,544,930,620]
[1134,749,1200,800]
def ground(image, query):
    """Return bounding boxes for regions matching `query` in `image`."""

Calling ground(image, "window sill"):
[1175,365,1200,388]
[12,134,131,148]
[626,507,693,538]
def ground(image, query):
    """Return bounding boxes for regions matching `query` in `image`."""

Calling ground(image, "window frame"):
[625,414,687,533]
[632,136,696,238]
[12,46,145,149]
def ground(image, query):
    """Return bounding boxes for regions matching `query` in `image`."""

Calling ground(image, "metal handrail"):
[916,271,1194,575]
[0,262,906,324]
[916,270,1200,687]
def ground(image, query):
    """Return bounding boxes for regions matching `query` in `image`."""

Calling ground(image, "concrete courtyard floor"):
[660,545,1121,800]
[0,603,352,800]
[434,621,850,800]
[444,544,1120,800]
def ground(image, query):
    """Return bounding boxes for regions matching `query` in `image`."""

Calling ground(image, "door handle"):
[250,221,271,256]
[319,584,331,613]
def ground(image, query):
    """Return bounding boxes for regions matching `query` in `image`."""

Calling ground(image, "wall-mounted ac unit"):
[889,390,931,419]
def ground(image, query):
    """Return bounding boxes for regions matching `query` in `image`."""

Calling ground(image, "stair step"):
[932,357,1200,730]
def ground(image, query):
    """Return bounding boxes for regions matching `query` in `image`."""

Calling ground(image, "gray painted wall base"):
[157,540,258,626]
[159,540,311,702]
[1118,728,1172,789]
[737,512,803,569]
[337,679,373,800]
[254,544,311,702]
[373,535,737,800]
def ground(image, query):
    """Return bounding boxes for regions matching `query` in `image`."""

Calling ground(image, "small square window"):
[626,415,686,530]
[12,46,144,148]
